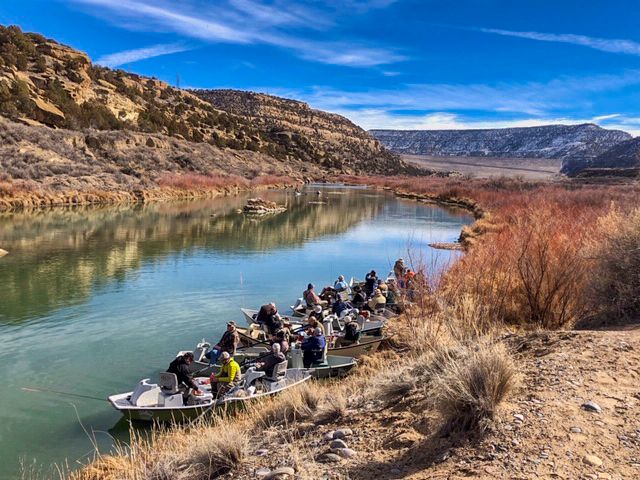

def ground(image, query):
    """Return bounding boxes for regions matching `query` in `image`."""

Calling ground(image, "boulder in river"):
[243,198,286,215]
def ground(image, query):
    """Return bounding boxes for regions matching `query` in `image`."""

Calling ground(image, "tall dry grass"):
[587,207,640,324]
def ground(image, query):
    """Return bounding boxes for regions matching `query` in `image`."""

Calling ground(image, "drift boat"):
[108,365,312,422]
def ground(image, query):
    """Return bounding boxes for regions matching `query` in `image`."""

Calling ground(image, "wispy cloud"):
[479,28,640,56]
[72,0,403,67]
[255,70,640,135]
[96,43,191,67]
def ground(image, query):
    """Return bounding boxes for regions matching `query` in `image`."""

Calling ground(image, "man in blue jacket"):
[301,327,326,368]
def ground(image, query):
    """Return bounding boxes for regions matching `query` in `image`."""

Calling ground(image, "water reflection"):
[0,189,387,324]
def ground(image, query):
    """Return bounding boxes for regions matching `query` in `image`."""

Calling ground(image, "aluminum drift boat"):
[180,342,357,380]
[240,308,387,336]
[236,326,385,359]
[108,365,312,422]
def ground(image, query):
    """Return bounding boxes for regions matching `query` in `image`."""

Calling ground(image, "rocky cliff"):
[370,124,632,173]
[565,137,640,176]
[193,89,415,175]
[0,24,415,204]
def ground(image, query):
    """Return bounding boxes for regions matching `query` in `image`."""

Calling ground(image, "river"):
[0,184,471,478]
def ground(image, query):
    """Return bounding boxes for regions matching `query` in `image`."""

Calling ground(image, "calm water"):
[0,185,470,478]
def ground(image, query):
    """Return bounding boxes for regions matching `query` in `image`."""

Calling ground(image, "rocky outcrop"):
[242,198,286,215]
[193,89,420,175]
[370,124,632,173]
[564,136,640,176]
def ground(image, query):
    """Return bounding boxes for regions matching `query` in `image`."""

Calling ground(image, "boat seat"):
[193,344,209,363]
[159,372,180,395]
[265,360,288,382]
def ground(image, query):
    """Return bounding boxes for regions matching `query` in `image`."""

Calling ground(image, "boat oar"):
[21,386,106,402]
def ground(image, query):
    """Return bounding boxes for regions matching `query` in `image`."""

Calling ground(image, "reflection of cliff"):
[0,190,384,323]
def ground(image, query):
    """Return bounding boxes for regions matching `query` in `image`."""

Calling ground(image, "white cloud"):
[96,43,191,67]
[73,0,403,67]
[479,28,640,56]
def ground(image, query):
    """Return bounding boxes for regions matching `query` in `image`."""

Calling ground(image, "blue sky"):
[2,0,640,135]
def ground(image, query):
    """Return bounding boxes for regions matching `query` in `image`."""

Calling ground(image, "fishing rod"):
[21,386,106,402]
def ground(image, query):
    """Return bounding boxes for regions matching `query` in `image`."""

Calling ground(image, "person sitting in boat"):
[351,285,367,308]
[386,279,398,306]
[271,328,290,354]
[255,343,287,377]
[303,283,323,307]
[332,296,350,317]
[365,270,378,297]
[377,279,389,296]
[341,319,361,346]
[301,327,326,368]
[210,352,240,397]
[167,352,203,395]
[366,288,387,311]
[333,275,348,292]
[204,321,240,365]
[306,314,325,335]
[256,303,283,334]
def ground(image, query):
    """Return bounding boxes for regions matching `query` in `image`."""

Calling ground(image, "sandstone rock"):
[570,427,582,433]
[265,466,295,479]
[582,455,603,467]
[330,439,348,450]
[582,401,602,413]
[333,428,353,439]
[256,468,271,477]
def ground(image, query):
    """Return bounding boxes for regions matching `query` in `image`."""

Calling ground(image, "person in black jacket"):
[365,270,378,297]
[167,352,202,395]
[351,285,367,307]
[255,303,283,334]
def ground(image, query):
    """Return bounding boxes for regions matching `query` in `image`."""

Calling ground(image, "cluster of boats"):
[108,279,395,422]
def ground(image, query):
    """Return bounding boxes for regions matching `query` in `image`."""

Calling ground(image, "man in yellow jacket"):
[210,351,240,396]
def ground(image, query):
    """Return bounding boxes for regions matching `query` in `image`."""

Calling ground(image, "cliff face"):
[0,24,416,190]
[370,124,632,173]
[193,89,418,175]
[564,137,640,176]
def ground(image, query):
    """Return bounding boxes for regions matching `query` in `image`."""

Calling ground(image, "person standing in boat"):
[255,343,287,377]
[364,270,378,297]
[301,327,326,368]
[210,352,240,397]
[167,352,203,395]
[205,321,240,365]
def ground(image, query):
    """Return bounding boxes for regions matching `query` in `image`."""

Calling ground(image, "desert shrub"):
[429,342,518,432]
[588,207,640,323]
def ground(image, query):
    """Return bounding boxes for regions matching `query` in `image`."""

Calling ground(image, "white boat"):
[181,341,357,380]
[108,364,312,422]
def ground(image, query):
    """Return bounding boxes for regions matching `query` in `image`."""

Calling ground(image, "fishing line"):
[21,386,106,402]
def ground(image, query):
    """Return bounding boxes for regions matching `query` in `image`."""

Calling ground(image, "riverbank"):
[0,174,301,211]
[35,176,640,479]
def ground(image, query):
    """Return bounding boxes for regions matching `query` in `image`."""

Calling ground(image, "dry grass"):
[427,342,519,433]
[587,207,640,325]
